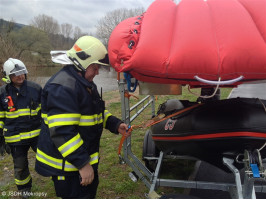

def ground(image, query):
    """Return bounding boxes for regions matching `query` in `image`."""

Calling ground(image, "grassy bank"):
[0,87,231,199]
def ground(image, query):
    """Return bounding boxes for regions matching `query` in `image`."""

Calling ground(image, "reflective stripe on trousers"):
[15,175,31,185]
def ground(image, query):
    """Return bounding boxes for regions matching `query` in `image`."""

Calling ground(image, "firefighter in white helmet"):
[0,58,42,197]
[2,58,28,84]
[35,36,131,199]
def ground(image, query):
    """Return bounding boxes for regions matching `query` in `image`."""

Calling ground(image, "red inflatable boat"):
[108,0,266,87]
[109,0,266,172]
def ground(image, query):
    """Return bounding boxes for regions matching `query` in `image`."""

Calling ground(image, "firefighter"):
[0,58,42,197]
[35,36,131,199]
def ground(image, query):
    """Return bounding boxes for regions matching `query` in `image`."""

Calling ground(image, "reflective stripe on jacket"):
[35,65,122,176]
[36,149,99,172]
[4,129,40,143]
[0,81,42,145]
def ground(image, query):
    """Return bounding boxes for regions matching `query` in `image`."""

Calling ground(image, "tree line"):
[0,7,144,68]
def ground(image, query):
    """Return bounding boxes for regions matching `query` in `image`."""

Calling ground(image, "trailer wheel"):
[143,129,159,172]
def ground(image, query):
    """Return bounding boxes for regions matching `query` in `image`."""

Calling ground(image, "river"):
[29,66,119,92]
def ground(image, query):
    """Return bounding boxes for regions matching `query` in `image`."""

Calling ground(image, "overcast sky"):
[0,0,155,33]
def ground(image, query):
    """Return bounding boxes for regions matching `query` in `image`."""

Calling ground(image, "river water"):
[29,66,119,92]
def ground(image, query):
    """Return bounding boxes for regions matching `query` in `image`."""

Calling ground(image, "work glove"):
[0,134,11,156]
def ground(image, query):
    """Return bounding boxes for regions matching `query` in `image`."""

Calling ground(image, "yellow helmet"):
[67,36,109,71]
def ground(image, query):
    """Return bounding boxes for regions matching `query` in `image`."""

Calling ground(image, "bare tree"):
[31,14,60,35]
[61,23,73,39]
[31,14,62,48]
[73,26,83,40]
[96,7,145,47]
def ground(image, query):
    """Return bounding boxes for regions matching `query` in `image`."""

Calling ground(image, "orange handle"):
[118,135,126,155]
[118,125,133,155]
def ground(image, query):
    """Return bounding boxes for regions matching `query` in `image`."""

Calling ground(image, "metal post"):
[223,157,243,199]
[242,173,256,199]
[117,77,156,189]
[149,151,164,195]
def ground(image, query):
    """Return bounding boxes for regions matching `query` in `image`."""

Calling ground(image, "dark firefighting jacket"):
[35,65,122,176]
[0,80,42,145]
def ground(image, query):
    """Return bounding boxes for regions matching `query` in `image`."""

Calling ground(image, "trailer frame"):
[117,76,266,198]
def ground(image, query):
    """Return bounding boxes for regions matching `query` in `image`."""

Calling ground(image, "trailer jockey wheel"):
[142,129,159,172]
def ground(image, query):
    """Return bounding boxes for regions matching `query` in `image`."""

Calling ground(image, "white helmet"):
[67,36,109,71]
[3,58,28,77]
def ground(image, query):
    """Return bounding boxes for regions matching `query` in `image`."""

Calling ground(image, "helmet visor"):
[10,64,28,76]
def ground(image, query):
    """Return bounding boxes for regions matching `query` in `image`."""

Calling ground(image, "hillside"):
[0,18,25,31]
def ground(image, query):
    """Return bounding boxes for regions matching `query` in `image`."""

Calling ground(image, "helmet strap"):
[68,57,86,71]
[68,57,86,77]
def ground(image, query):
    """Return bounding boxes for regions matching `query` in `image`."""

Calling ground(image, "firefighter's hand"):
[118,123,131,138]
[79,162,94,186]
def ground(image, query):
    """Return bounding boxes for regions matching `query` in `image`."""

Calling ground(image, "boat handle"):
[194,75,244,85]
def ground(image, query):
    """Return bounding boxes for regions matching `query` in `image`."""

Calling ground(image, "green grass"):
[0,87,232,199]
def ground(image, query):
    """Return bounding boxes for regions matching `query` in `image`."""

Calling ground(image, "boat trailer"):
[117,76,266,198]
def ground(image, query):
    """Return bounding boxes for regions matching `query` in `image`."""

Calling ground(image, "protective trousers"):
[9,140,37,191]
[52,171,99,199]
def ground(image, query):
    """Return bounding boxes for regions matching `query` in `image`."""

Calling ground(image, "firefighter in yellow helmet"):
[35,36,131,199]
